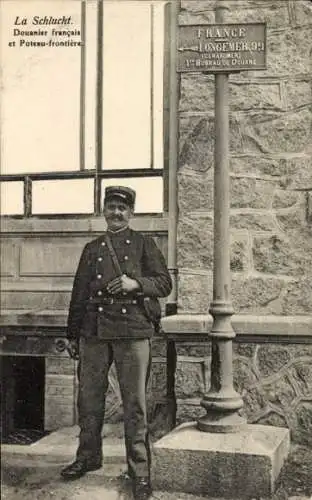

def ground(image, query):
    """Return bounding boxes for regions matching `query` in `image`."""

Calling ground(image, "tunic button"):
[97,290,103,296]
[126,239,131,244]
[124,256,128,261]
[121,307,127,314]
[98,307,103,312]
[101,242,106,246]
[97,274,102,279]
[98,257,103,262]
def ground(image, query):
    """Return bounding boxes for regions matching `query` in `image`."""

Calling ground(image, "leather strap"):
[104,233,123,276]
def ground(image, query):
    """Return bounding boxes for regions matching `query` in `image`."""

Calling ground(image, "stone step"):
[1,424,127,466]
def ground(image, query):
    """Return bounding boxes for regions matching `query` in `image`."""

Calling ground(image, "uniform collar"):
[107,225,130,235]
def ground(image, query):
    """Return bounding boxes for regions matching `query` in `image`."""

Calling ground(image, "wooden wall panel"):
[19,237,92,277]
[0,241,19,277]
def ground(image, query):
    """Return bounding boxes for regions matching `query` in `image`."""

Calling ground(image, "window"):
[0,0,168,216]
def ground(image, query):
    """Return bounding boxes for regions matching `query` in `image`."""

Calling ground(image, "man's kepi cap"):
[104,186,136,208]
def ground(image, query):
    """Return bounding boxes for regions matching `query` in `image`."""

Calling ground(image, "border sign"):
[177,23,266,72]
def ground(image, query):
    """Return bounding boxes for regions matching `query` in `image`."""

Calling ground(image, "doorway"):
[1,356,46,443]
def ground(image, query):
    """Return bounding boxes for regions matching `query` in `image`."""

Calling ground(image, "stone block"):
[175,360,206,398]
[290,363,312,397]
[287,345,312,358]
[230,155,286,179]
[230,212,274,232]
[150,361,167,396]
[262,376,297,409]
[179,5,215,26]
[230,82,283,111]
[180,115,243,169]
[256,411,289,430]
[177,215,213,270]
[178,213,249,273]
[266,27,312,76]
[178,172,214,213]
[232,276,284,313]
[285,79,312,110]
[178,272,213,313]
[176,343,211,357]
[45,356,75,376]
[230,236,248,272]
[293,1,312,26]
[181,1,290,29]
[273,189,299,209]
[243,386,266,417]
[294,402,312,446]
[242,108,312,155]
[180,78,283,112]
[151,338,167,357]
[152,422,290,498]
[233,359,258,395]
[180,74,214,112]
[44,403,75,430]
[282,156,312,190]
[176,400,206,424]
[45,374,75,397]
[231,177,275,209]
[257,345,292,377]
[233,343,256,359]
[252,235,306,276]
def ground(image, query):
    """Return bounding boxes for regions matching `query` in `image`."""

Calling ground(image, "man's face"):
[104,197,133,231]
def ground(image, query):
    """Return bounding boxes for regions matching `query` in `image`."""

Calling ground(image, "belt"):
[89,297,139,305]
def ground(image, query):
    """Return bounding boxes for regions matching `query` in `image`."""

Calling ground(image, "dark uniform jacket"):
[67,227,172,340]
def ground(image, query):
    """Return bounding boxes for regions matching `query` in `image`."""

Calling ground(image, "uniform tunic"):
[67,227,172,340]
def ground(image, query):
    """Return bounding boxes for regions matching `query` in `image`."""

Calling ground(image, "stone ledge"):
[1,311,312,344]
[162,314,312,343]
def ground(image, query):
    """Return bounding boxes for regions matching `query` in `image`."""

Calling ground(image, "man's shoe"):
[132,477,152,500]
[60,459,102,480]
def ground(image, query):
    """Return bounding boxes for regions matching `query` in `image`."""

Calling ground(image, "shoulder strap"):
[104,233,123,276]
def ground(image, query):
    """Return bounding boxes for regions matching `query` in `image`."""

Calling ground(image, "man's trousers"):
[76,337,152,479]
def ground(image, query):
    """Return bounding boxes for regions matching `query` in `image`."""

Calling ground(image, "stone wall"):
[178,0,312,315]
[173,0,312,447]
[174,340,312,446]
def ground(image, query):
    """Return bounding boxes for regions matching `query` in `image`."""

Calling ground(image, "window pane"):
[0,1,81,174]
[1,182,24,215]
[32,179,94,214]
[102,177,163,213]
[102,1,152,170]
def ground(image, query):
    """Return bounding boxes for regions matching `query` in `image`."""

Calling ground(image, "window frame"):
[0,0,170,218]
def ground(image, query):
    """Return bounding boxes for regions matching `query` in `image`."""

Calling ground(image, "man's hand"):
[67,339,79,360]
[106,274,140,295]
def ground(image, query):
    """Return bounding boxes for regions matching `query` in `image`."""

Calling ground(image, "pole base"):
[152,422,290,498]
[198,409,247,433]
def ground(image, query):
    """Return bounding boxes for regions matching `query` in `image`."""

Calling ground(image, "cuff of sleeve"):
[135,277,149,296]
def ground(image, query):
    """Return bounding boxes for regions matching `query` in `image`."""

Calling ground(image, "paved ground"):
[1,425,312,500]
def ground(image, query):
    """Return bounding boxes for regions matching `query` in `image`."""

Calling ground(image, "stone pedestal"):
[152,422,290,498]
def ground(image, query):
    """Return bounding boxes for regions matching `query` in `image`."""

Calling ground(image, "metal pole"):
[166,0,180,317]
[94,0,103,215]
[198,0,245,432]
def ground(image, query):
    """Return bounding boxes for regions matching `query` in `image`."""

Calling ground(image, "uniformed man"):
[60,186,172,500]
